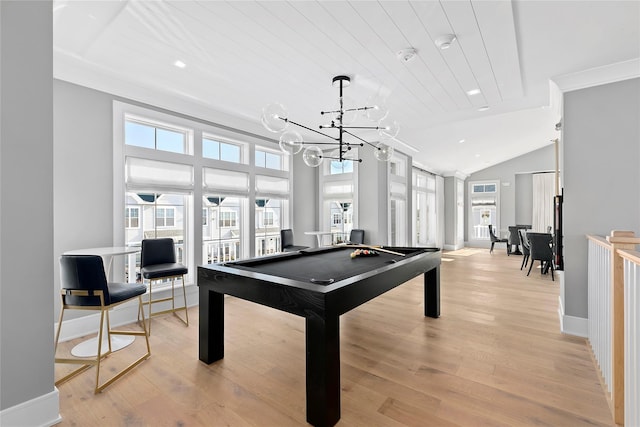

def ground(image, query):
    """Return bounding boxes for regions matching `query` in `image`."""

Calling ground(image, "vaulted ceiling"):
[53,0,639,175]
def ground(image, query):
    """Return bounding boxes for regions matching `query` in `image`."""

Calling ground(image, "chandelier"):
[260,75,399,167]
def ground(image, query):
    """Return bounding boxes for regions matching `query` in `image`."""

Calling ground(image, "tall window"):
[389,152,408,246]
[116,102,293,284]
[412,169,436,246]
[468,181,499,242]
[255,198,286,256]
[203,196,244,264]
[320,149,358,244]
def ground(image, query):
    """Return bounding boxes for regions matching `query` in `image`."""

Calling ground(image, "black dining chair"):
[140,238,189,334]
[348,229,365,245]
[527,232,555,280]
[489,225,509,254]
[518,228,530,270]
[54,255,150,394]
[508,226,523,255]
[281,229,309,252]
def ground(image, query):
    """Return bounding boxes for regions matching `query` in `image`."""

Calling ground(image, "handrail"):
[587,231,640,425]
[586,234,611,248]
[618,249,640,265]
[619,249,640,427]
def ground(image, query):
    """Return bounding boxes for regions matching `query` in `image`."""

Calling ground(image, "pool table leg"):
[424,266,440,318]
[305,313,340,427]
[199,288,224,364]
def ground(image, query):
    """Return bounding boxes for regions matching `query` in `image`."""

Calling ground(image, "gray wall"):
[465,144,555,242]
[0,0,55,415]
[54,80,116,322]
[358,145,389,245]
[562,77,640,319]
[292,154,317,248]
[515,173,534,225]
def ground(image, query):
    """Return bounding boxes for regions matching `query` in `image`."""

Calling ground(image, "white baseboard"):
[557,292,588,338]
[0,388,61,427]
[443,243,464,251]
[54,284,199,342]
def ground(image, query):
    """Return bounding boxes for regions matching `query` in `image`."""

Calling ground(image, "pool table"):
[198,245,441,427]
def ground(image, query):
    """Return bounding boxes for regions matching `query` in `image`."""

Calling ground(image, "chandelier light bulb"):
[366,96,389,121]
[378,117,399,139]
[302,146,324,167]
[261,103,289,133]
[279,130,304,155]
[374,142,394,162]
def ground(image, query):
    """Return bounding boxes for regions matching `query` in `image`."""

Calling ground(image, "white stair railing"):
[621,250,640,427]
[587,235,612,394]
[587,231,640,425]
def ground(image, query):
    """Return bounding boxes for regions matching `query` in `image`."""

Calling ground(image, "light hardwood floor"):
[56,249,614,426]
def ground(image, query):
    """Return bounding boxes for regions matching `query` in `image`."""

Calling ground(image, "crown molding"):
[552,58,640,93]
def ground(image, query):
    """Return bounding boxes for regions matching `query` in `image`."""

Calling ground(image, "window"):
[468,180,500,241]
[412,169,436,246]
[156,207,175,228]
[203,137,242,163]
[203,196,245,264]
[219,211,237,228]
[332,213,342,225]
[255,148,284,170]
[389,152,409,246]
[125,207,139,228]
[125,118,190,154]
[116,101,293,282]
[472,183,496,194]
[330,159,353,174]
[263,211,274,226]
[255,198,287,256]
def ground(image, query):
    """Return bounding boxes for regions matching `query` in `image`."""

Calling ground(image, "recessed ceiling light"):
[466,89,481,96]
[174,60,186,69]
[475,154,481,158]
[477,105,490,112]
[458,139,465,144]
[435,34,456,50]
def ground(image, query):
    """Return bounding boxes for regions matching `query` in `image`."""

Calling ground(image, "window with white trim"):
[389,152,409,246]
[468,180,500,242]
[115,101,293,284]
[412,168,436,246]
[255,146,287,171]
[203,136,244,163]
[125,207,139,229]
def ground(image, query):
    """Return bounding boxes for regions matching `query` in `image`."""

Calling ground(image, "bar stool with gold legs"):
[139,238,189,334]
[54,255,151,394]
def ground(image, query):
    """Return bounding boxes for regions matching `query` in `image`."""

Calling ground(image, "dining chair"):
[281,229,310,252]
[348,229,365,245]
[140,238,189,334]
[489,225,509,254]
[508,226,523,255]
[527,232,555,280]
[518,228,531,270]
[54,255,150,394]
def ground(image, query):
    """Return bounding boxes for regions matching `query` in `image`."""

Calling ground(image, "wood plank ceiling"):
[53,1,639,175]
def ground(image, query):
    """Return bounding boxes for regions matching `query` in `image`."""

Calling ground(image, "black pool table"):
[198,245,441,427]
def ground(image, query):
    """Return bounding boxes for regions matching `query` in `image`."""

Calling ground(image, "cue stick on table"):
[338,243,406,256]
